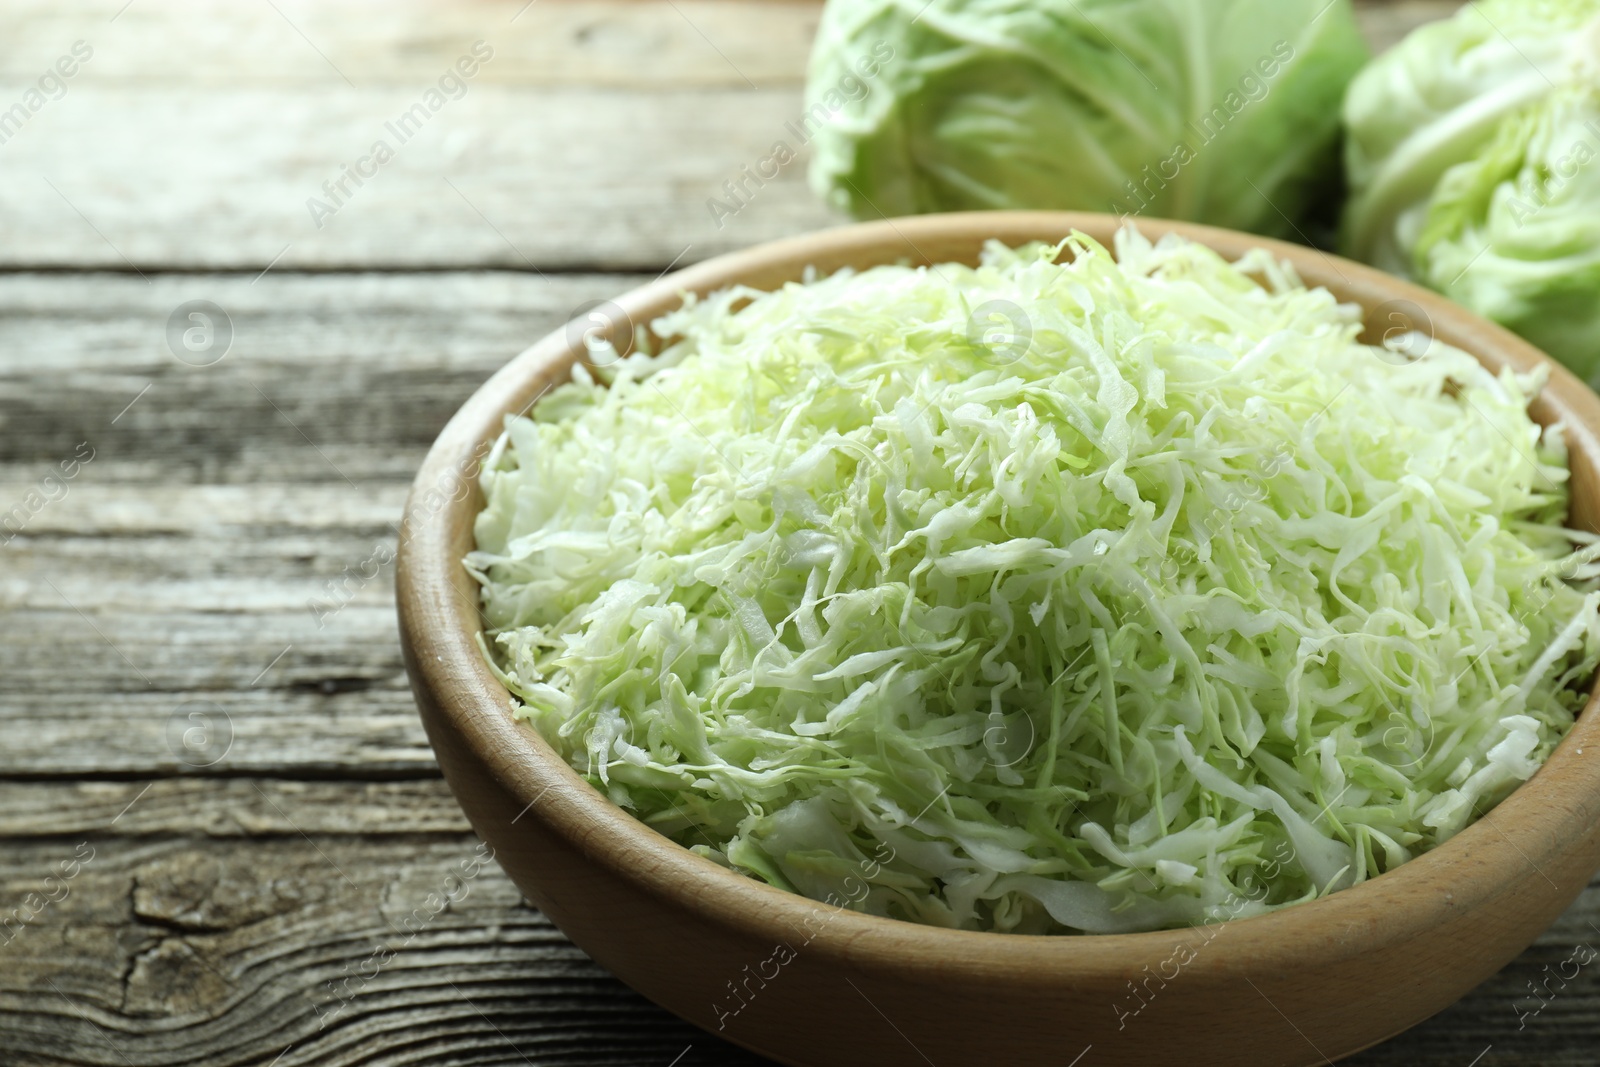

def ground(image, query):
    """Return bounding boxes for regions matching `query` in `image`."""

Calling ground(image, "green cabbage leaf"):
[806,0,1368,237]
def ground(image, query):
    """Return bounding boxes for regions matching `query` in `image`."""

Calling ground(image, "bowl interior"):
[399,211,1600,980]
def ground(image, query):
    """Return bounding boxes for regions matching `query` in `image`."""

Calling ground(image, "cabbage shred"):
[469,229,1600,934]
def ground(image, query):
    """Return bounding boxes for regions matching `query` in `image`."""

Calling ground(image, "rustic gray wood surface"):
[7,1,1595,1065]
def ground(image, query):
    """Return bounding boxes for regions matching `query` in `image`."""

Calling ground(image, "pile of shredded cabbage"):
[469,228,1600,934]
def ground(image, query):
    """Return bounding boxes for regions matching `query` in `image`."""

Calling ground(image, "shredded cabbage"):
[468,228,1600,934]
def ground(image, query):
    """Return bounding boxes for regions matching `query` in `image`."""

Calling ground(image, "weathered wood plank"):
[0,780,469,837]
[0,2,1461,273]
[0,780,1592,1066]
[6,0,821,88]
[0,271,633,472]
[0,273,634,776]
[0,834,760,1066]
[1,87,834,272]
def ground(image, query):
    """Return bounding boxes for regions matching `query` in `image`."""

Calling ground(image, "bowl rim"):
[397,210,1600,984]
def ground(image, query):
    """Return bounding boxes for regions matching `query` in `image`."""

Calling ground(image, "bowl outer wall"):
[396,211,1600,1067]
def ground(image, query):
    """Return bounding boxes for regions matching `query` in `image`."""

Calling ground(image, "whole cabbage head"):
[805,0,1369,238]
[1342,0,1600,383]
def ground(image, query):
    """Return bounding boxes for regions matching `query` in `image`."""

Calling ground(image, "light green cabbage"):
[1342,0,1600,384]
[805,0,1369,237]
[469,228,1600,934]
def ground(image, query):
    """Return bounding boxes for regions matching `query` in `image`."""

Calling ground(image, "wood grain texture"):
[4,0,821,88]
[0,779,1593,1066]
[0,780,472,837]
[0,272,635,776]
[0,817,760,1067]
[1,86,833,272]
[0,0,1459,273]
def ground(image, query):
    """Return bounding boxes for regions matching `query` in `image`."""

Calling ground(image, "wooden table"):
[3,1,1593,1064]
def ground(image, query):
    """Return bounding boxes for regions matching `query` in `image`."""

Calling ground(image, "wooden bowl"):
[397,212,1600,1067]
